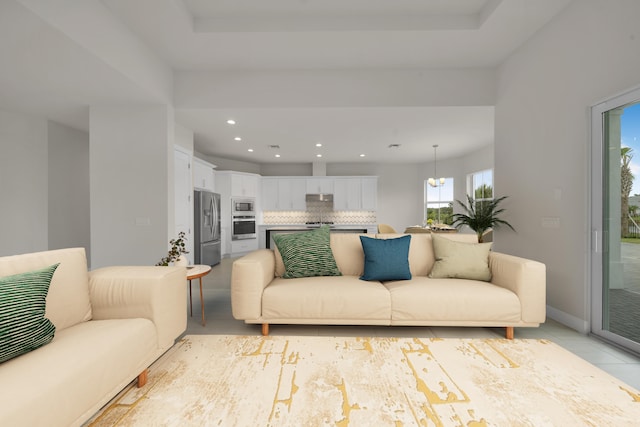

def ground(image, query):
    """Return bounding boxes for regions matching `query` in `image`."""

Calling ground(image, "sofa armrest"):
[231,249,275,320]
[88,266,187,350]
[489,252,546,323]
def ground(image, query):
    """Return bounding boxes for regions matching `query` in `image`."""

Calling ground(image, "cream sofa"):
[231,233,546,338]
[0,248,187,427]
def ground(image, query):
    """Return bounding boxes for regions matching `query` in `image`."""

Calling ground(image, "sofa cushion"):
[429,234,493,281]
[262,276,391,321]
[329,233,367,277]
[272,226,341,279]
[385,277,521,323]
[0,264,59,363]
[375,233,477,277]
[360,235,412,281]
[0,248,92,331]
[0,318,157,427]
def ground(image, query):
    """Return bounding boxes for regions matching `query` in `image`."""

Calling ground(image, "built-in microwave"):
[232,198,255,215]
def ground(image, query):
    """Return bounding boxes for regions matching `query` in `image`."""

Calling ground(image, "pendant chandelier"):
[428,144,445,187]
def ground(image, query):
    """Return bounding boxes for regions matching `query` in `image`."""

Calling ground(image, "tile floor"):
[185,257,640,390]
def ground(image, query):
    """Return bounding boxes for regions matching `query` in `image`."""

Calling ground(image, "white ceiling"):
[1,0,572,164]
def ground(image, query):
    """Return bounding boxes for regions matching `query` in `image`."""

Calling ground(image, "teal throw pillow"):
[360,235,412,281]
[0,263,59,364]
[272,226,342,279]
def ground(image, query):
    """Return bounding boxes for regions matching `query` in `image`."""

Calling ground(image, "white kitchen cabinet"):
[361,177,378,211]
[306,177,334,194]
[279,178,306,210]
[220,227,230,257]
[334,177,378,211]
[192,157,216,191]
[262,177,306,211]
[231,239,258,255]
[333,178,361,211]
[215,171,261,258]
[261,178,279,211]
[231,173,259,197]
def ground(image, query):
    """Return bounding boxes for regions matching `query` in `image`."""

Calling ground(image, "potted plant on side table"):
[156,231,189,266]
[451,195,515,243]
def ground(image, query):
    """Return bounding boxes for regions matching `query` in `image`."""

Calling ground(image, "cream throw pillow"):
[429,234,492,281]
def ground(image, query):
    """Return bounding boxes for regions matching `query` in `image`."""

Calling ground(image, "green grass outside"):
[622,237,640,244]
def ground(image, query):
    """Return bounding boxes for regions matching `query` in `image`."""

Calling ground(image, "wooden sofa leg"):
[262,323,269,336]
[137,369,148,388]
[505,327,514,340]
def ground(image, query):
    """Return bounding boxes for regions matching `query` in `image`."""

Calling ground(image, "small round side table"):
[186,265,212,326]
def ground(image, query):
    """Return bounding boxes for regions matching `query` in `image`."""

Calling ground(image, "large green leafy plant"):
[451,195,515,243]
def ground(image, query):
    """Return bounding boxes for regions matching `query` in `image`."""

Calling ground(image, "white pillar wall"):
[0,109,48,256]
[89,105,175,268]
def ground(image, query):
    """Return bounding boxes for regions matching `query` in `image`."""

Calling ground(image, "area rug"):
[89,335,640,426]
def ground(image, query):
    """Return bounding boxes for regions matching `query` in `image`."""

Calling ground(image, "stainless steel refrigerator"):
[194,190,221,266]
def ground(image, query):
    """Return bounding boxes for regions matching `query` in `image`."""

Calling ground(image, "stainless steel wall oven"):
[232,215,256,240]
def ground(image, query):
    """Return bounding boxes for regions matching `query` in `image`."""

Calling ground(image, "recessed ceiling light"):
[226,119,236,125]
[360,154,366,157]
[247,148,254,152]
[316,154,322,158]
[275,154,281,158]
[315,143,322,147]
[234,137,242,141]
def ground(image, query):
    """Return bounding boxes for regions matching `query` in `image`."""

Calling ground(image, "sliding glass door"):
[591,89,640,354]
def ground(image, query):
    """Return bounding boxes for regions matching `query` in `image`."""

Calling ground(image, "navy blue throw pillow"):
[359,235,412,281]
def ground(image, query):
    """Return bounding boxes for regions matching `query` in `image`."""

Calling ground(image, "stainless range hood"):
[305,193,334,203]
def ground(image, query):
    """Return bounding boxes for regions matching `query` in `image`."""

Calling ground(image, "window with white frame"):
[469,169,493,202]
[424,178,454,225]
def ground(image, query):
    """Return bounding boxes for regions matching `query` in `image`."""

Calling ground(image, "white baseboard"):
[546,305,590,334]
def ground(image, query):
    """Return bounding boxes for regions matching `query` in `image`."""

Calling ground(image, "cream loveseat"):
[0,248,187,427]
[231,232,546,338]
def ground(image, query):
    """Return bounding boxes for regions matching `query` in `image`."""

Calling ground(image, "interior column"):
[89,105,175,268]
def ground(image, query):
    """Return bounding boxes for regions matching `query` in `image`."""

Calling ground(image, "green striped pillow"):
[272,225,342,279]
[0,263,59,363]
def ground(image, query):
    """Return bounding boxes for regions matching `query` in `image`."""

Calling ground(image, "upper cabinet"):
[192,158,216,192]
[263,176,377,212]
[306,177,334,194]
[261,178,278,211]
[262,177,306,211]
[334,177,378,211]
[333,178,360,211]
[361,177,378,211]
[231,173,259,197]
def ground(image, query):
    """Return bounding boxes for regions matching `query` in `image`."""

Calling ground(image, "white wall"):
[175,123,194,152]
[261,163,312,176]
[0,108,48,256]
[89,105,174,268]
[175,68,496,109]
[495,0,640,331]
[47,121,90,260]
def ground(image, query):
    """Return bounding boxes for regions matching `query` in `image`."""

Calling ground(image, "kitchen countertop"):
[260,224,376,229]
[262,225,375,249]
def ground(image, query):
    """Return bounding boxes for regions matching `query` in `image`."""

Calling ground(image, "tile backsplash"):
[263,202,376,225]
